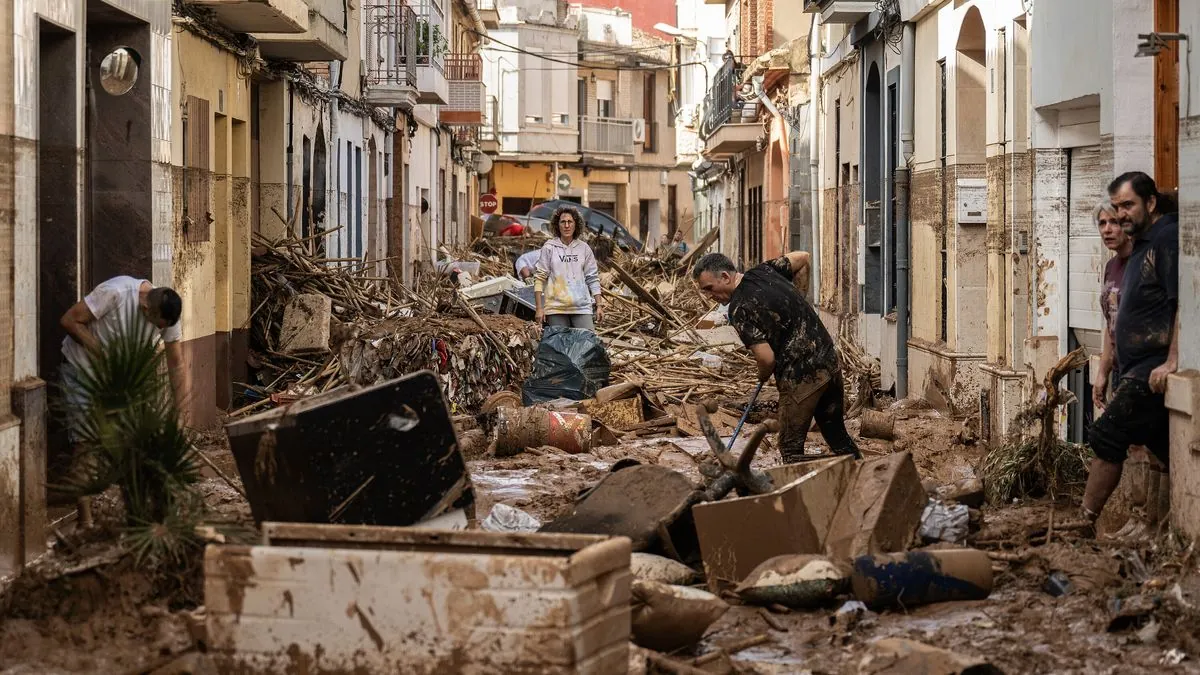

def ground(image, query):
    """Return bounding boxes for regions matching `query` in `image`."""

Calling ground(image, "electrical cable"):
[471,27,714,73]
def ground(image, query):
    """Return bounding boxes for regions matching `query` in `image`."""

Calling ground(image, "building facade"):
[479,0,689,247]
[697,0,811,267]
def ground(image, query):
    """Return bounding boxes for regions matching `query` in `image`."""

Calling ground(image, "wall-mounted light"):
[1135,32,1188,58]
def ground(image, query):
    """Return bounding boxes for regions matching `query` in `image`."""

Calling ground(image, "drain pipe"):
[809,16,821,304]
[286,83,295,232]
[895,22,915,398]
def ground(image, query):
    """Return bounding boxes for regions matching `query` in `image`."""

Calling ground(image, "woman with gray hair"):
[533,206,604,330]
[1092,198,1133,411]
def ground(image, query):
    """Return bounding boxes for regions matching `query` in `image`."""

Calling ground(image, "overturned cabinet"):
[205,524,632,674]
[223,370,474,527]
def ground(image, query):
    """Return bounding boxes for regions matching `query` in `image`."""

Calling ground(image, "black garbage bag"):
[522,326,611,405]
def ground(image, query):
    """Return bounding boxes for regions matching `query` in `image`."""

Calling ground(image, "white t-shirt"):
[514,250,540,277]
[61,276,182,369]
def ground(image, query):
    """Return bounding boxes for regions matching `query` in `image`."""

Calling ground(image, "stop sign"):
[480,193,499,214]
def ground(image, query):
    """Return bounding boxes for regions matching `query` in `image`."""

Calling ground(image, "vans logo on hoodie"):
[558,254,580,263]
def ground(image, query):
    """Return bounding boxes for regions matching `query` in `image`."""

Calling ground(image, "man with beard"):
[1079,171,1179,529]
[692,252,860,463]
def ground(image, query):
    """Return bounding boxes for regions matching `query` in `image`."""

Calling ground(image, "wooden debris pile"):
[339,315,539,412]
[238,234,538,416]
[837,334,883,418]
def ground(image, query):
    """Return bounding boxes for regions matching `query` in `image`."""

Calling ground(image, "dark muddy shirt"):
[1114,213,1178,381]
[728,257,838,383]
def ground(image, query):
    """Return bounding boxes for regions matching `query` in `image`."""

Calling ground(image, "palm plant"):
[56,311,202,565]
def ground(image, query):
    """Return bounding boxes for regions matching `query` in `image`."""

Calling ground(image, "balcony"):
[364,1,419,109]
[255,0,349,61]
[189,0,308,33]
[479,94,500,153]
[701,58,759,157]
[439,54,484,125]
[471,0,500,29]
[802,0,876,24]
[413,0,449,105]
[580,116,635,157]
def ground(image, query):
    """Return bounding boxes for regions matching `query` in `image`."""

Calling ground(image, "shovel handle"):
[728,381,765,451]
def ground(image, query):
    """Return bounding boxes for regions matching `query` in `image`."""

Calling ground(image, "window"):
[597,79,613,118]
[302,135,311,239]
[355,145,363,258]
[183,95,211,243]
[643,73,656,152]
[347,141,354,256]
[523,46,545,125]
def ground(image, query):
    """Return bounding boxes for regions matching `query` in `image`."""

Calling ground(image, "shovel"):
[727,380,765,451]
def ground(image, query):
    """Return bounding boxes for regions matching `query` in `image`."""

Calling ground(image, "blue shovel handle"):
[728,380,765,451]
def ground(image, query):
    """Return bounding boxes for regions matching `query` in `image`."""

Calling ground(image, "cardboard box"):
[692,456,855,586]
[692,452,926,586]
[824,452,926,561]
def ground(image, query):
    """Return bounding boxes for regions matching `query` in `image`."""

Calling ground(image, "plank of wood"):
[677,225,721,270]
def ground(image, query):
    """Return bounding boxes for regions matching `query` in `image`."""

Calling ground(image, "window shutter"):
[185,95,212,243]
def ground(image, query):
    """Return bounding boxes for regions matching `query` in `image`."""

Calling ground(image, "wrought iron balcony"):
[580,116,636,156]
[364,1,419,109]
[700,58,743,140]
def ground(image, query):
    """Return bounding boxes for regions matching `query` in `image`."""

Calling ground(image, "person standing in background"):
[534,206,604,330]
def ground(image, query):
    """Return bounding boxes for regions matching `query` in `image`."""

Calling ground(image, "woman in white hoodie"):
[534,206,604,330]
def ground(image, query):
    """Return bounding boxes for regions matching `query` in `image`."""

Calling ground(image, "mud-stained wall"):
[172,31,252,425]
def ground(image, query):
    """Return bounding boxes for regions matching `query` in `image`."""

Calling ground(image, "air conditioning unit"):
[632,118,646,143]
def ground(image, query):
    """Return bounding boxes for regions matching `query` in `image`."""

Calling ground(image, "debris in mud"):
[631,553,701,585]
[850,549,994,609]
[480,503,541,532]
[224,370,473,527]
[630,579,729,652]
[858,638,1002,675]
[735,554,850,608]
[495,406,594,456]
[981,348,1092,503]
[919,500,971,544]
[206,526,632,673]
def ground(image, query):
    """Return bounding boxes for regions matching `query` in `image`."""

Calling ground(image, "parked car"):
[482,213,551,238]
[528,200,644,252]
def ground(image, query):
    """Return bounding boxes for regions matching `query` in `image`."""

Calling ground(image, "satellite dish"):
[472,153,494,175]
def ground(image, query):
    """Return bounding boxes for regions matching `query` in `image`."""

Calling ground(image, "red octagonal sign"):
[479,193,499,215]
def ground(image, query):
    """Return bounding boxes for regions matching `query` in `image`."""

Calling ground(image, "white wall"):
[1178,4,1200,373]
[1030,0,1111,112]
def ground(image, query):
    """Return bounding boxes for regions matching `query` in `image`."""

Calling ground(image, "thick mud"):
[4,411,1199,674]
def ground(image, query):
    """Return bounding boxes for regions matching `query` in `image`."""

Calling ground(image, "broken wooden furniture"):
[540,401,780,562]
[206,524,631,674]
[224,370,474,528]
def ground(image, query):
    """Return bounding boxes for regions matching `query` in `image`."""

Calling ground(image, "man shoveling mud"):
[693,252,860,463]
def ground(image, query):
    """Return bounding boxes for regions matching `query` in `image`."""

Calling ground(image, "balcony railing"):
[451,125,481,146]
[700,58,743,139]
[580,116,635,155]
[365,1,418,88]
[444,53,482,81]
